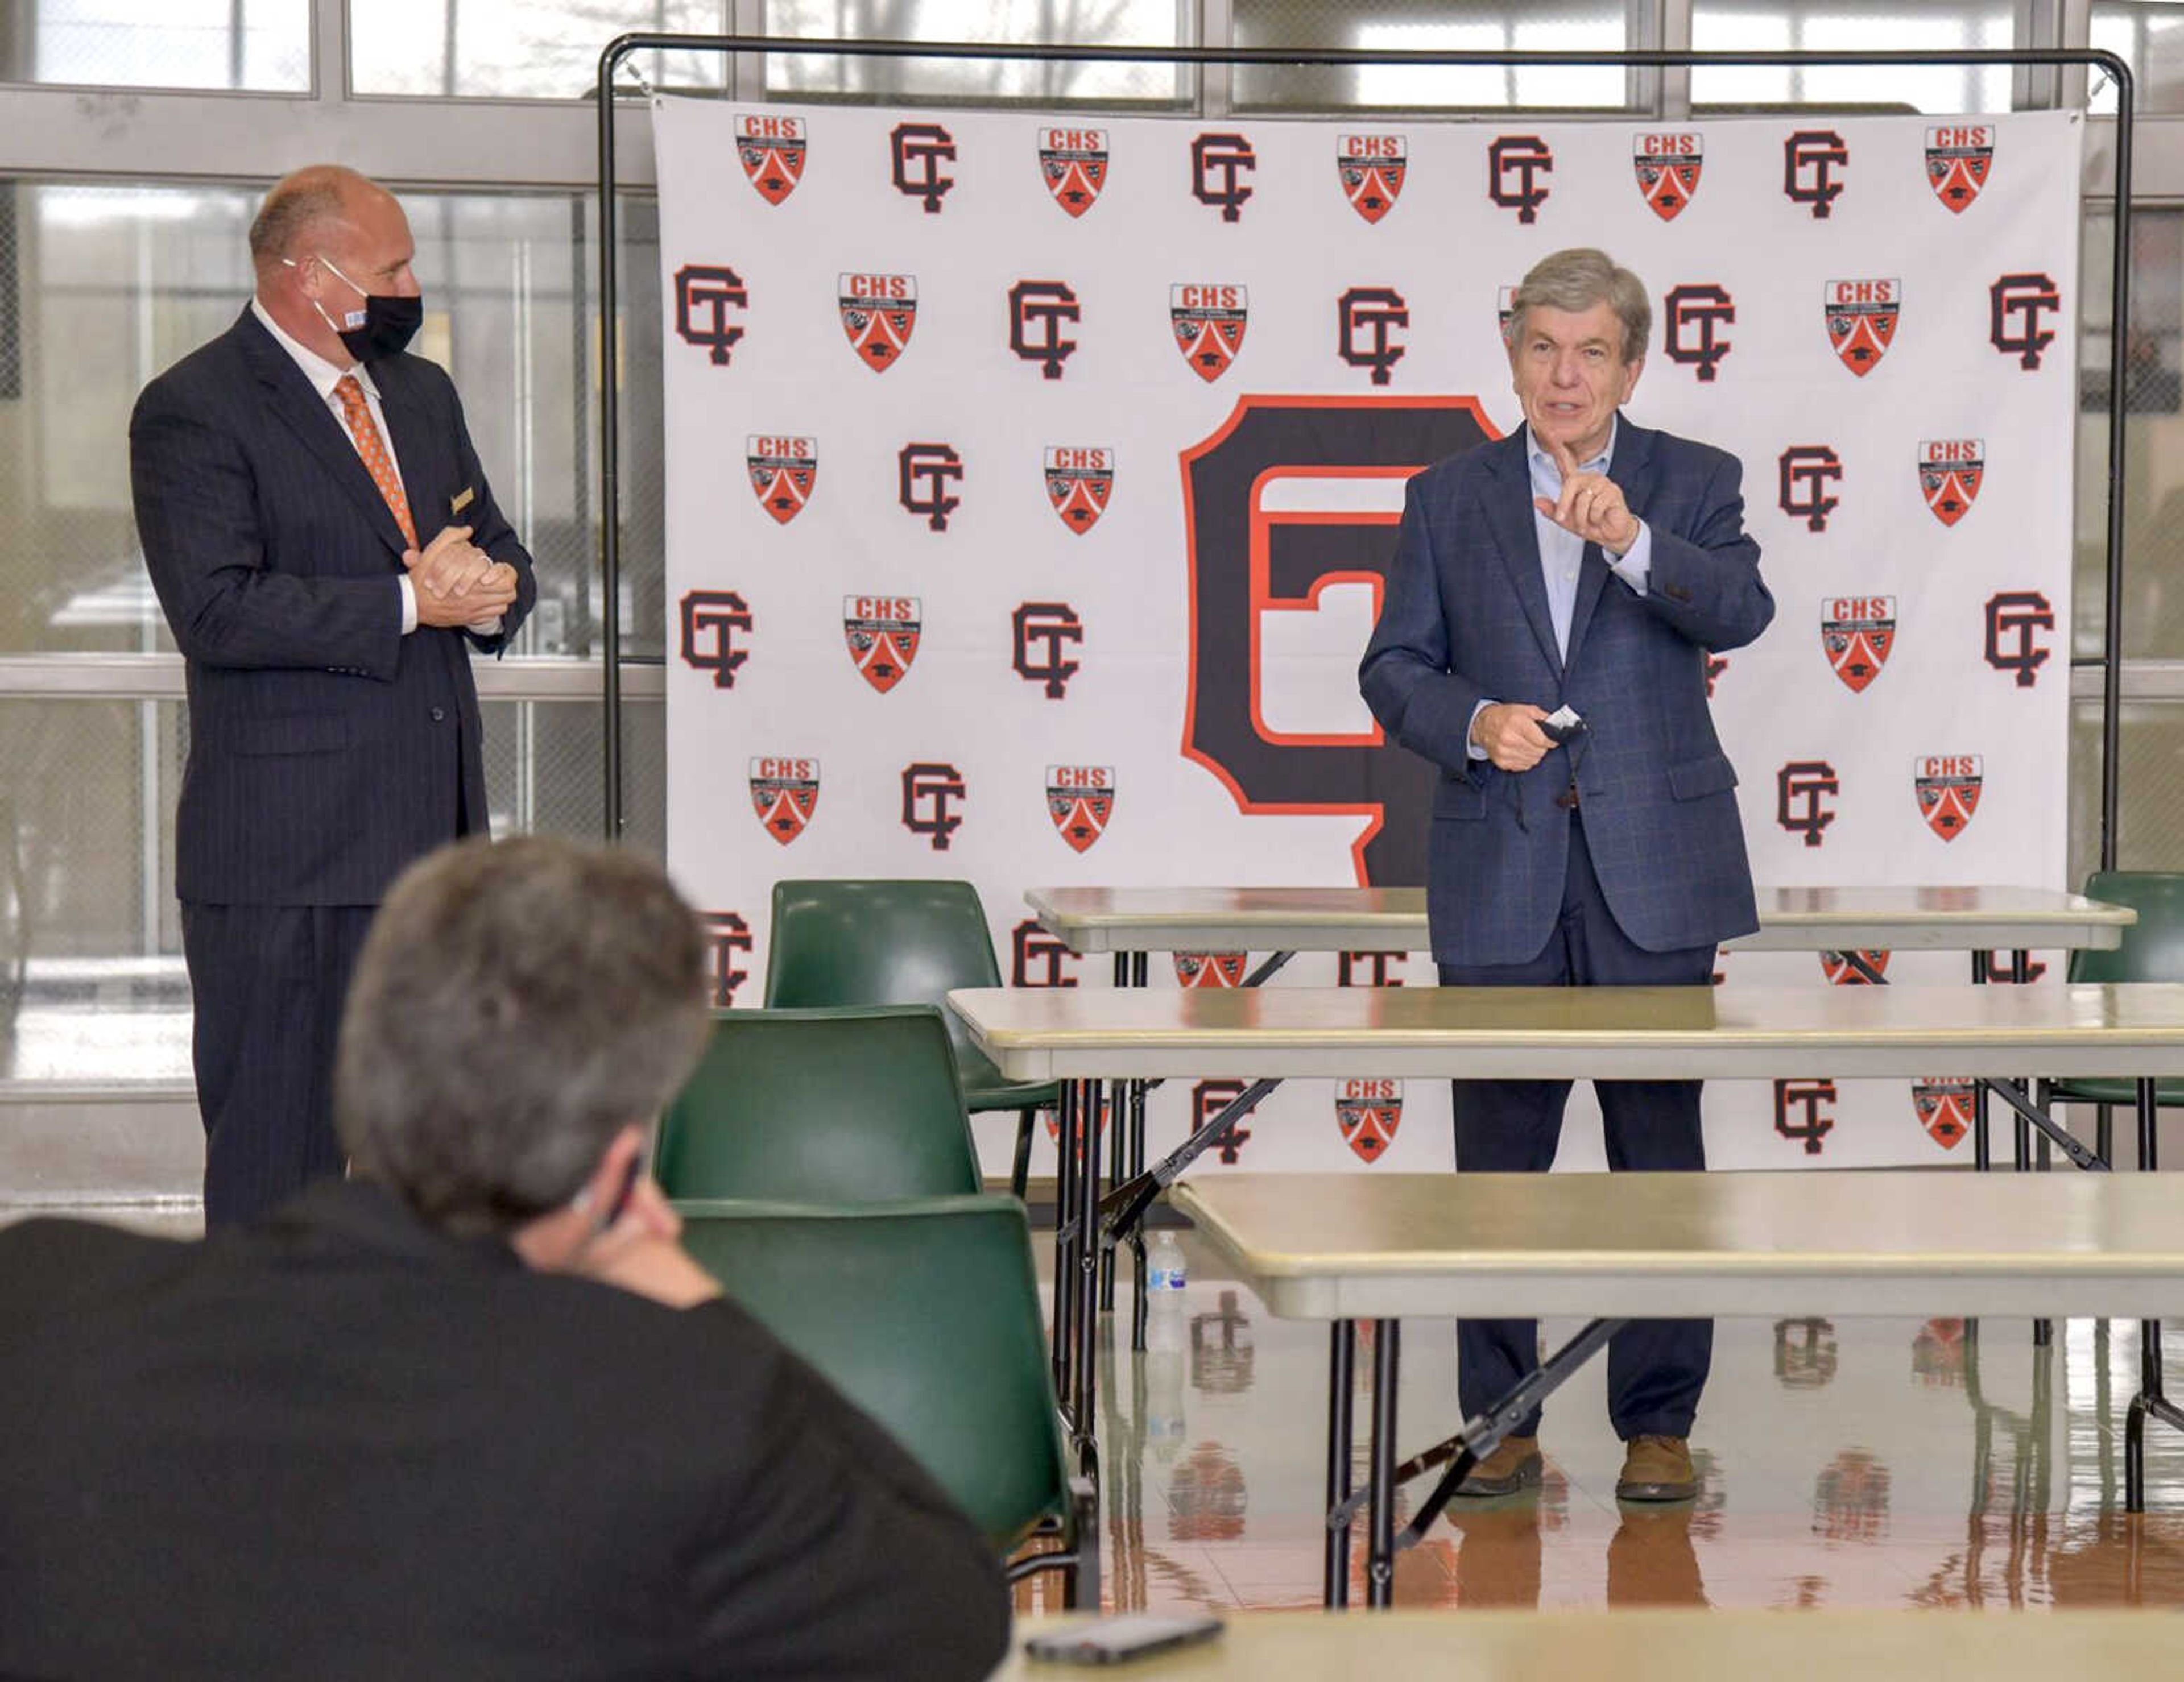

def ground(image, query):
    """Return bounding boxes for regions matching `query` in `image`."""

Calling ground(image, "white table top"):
[1169,1171,2184,1320]
[948,980,2184,1083]
[999,1611,2184,1679]
[1026,884,2133,955]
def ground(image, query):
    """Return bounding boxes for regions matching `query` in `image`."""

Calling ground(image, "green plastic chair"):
[656,1005,981,1203]
[2042,872,2184,1166]
[763,880,1060,1198]
[679,1196,1096,1605]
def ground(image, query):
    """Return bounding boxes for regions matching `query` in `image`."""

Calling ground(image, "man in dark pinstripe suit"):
[1361,249,1773,1504]
[131,165,536,1227]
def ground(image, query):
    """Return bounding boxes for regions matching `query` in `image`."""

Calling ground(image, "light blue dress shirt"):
[1466,419,1653,759]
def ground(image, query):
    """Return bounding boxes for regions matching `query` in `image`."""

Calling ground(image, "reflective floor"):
[1025,1231,2184,1615]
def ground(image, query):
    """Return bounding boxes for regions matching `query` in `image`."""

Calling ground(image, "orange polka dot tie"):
[333,375,419,550]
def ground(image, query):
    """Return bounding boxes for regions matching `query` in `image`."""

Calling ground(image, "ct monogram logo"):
[1190,132,1257,222]
[1774,1078,1838,1155]
[1776,760,1839,848]
[1337,287,1409,386]
[889,121,956,213]
[1012,601,1084,698]
[1989,273,2061,370]
[1983,591,2054,687]
[673,264,747,367]
[1663,284,1735,382]
[897,442,963,532]
[1487,134,1552,223]
[1777,446,1843,532]
[900,762,967,851]
[1008,280,1081,380]
[679,590,752,689]
[1011,919,1079,988]
[1784,130,1848,218]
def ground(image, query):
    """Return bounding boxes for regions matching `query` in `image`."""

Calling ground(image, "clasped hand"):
[404,523,517,628]
[1534,436,1639,555]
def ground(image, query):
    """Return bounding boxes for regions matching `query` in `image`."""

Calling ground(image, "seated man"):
[0,837,1011,1681]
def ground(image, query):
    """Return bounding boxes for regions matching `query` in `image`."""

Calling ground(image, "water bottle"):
[1145,1230,1188,1353]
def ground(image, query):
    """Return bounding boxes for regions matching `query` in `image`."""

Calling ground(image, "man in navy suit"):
[131,165,536,1227]
[1359,248,1773,1503]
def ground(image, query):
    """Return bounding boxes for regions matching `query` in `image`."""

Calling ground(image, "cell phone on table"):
[1023,1613,1224,1666]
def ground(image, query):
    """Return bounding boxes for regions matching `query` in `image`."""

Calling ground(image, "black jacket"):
[0,1182,1009,1680]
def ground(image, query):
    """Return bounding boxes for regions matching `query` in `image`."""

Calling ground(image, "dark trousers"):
[181,902,375,1229]
[1437,811,1715,1441]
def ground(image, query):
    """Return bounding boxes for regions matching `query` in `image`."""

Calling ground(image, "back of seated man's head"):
[334,836,708,1238]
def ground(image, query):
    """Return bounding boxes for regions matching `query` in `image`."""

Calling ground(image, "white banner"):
[656,99,2081,1174]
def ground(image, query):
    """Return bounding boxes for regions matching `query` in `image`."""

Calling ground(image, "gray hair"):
[335,836,710,1238]
[1505,247,1652,364]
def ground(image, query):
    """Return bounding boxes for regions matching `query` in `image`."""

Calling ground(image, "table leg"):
[1323,1320,1356,1610]
[1052,1079,1078,1409]
[1099,956,1129,1312]
[1073,1078,1105,1448]
[1366,1319,1401,1610]
[2124,1074,2184,1513]
[1971,950,1992,1170]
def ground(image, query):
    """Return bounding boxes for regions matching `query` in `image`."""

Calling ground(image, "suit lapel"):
[1563,416,1655,670]
[235,310,410,563]
[1480,433,1562,679]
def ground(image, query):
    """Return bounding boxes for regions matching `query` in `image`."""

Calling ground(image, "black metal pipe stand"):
[1366,1321,1400,1610]
[1051,1078,1077,1401]
[1323,1321,1356,1608]
[2125,1076,2184,1511]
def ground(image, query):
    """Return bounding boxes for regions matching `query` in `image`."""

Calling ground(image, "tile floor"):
[1023,1229,2184,1615]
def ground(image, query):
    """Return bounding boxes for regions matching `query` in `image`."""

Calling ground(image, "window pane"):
[349,0,727,98]
[2071,701,2184,878]
[759,0,1190,106]
[1233,1,1635,112]
[3,0,309,92]
[2092,2,2184,114]
[1691,3,2014,113]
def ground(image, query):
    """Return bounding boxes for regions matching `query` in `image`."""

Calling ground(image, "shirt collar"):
[250,295,376,403]
[1525,415,1618,480]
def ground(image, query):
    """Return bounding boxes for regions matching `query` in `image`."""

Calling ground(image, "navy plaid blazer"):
[1359,420,1774,967]
[131,309,536,907]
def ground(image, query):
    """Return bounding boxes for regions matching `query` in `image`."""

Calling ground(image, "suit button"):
[431,706,446,722]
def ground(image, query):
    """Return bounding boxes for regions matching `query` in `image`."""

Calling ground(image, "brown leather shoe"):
[1616,1434,1698,1502]
[1453,1435,1542,1498]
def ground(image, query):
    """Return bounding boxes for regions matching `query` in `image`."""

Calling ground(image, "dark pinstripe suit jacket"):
[131,308,536,907]
[1359,420,1774,967]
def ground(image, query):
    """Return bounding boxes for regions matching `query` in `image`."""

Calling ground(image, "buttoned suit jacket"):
[131,307,537,907]
[1359,420,1774,967]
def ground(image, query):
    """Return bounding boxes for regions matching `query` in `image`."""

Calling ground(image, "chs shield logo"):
[1777,760,1839,848]
[897,442,963,532]
[1008,280,1079,381]
[1633,132,1703,221]
[1337,133,1406,223]
[1338,287,1408,386]
[1985,591,2054,687]
[1037,126,1108,217]
[1171,284,1248,382]
[748,756,818,846]
[842,595,921,694]
[1778,446,1842,532]
[1775,1078,1837,1155]
[1044,448,1112,535]
[1913,1079,1976,1150]
[1785,130,1848,218]
[1925,125,1993,213]
[838,272,917,372]
[1488,134,1552,223]
[1664,284,1735,382]
[1191,132,1256,222]
[1825,279,1901,376]
[673,265,746,367]
[735,115,806,206]
[1175,952,1247,988]
[1335,1078,1403,1163]
[1012,601,1083,698]
[1821,596,1896,694]
[746,435,816,526]
[1821,949,1891,984]
[679,590,751,690]
[901,762,965,851]
[890,122,954,213]
[1920,438,1984,527]
[1991,273,2061,370]
[1914,755,1984,842]
[1046,765,1114,853]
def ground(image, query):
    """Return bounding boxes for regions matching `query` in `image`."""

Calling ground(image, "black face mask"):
[295,253,423,360]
